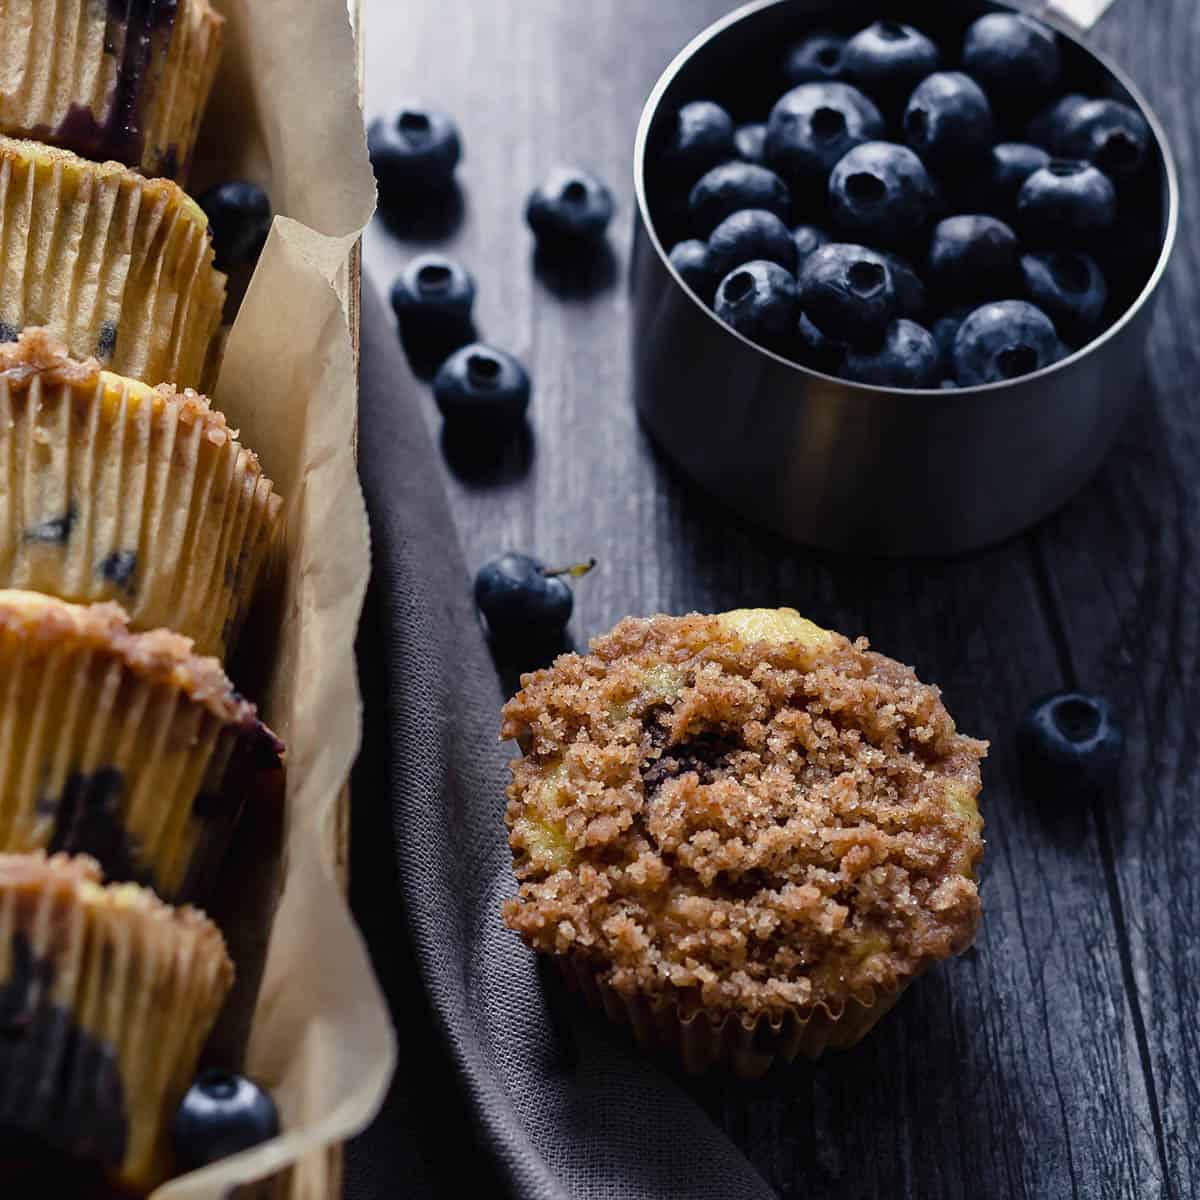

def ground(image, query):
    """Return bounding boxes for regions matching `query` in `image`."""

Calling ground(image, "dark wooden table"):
[362,2,1197,1195]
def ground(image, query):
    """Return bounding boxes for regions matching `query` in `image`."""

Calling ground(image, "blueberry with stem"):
[475,554,596,645]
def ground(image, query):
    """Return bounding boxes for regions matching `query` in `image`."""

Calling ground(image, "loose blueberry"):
[197,182,271,271]
[953,300,1063,385]
[1055,98,1152,181]
[904,72,995,171]
[734,122,768,166]
[669,239,716,300]
[842,20,941,112]
[828,141,939,245]
[713,261,799,352]
[526,166,614,245]
[1027,94,1088,150]
[881,252,928,319]
[368,103,461,200]
[474,553,593,644]
[962,14,1061,108]
[665,101,737,184]
[797,243,897,346]
[928,215,1020,301]
[707,209,798,280]
[764,82,884,188]
[688,162,792,236]
[1016,160,1117,243]
[783,31,847,85]
[389,254,475,333]
[1017,691,1123,800]
[842,319,941,388]
[1020,250,1108,343]
[433,344,531,434]
[173,1071,279,1171]
[975,142,1052,216]
[795,312,849,374]
[792,223,831,268]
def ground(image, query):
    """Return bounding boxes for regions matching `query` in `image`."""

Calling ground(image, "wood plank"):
[1029,5,1198,1195]
[361,0,1179,1195]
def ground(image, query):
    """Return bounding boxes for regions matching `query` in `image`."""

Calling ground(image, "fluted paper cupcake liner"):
[0,0,224,181]
[557,956,907,1079]
[0,590,283,901]
[0,330,284,659]
[0,852,233,1189]
[0,136,226,389]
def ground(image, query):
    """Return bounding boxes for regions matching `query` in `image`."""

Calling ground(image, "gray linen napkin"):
[345,278,775,1200]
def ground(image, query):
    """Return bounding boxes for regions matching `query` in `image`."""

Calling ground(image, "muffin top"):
[502,609,986,1020]
[0,328,277,491]
[0,852,232,972]
[0,589,257,729]
[0,136,211,228]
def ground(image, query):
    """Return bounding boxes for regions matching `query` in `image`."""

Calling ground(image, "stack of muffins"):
[0,2,285,1191]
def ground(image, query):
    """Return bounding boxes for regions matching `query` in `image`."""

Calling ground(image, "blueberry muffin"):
[0,590,283,901]
[502,608,986,1076]
[0,0,224,180]
[0,137,225,388]
[0,852,233,1189]
[0,330,283,659]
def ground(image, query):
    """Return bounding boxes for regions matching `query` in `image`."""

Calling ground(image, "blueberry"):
[975,142,1052,215]
[475,553,590,644]
[842,20,940,111]
[1016,160,1116,243]
[664,100,736,184]
[368,103,461,200]
[792,223,831,268]
[688,162,792,236]
[734,122,768,166]
[1021,250,1108,343]
[173,1071,279,1171]
[795,312,848,374]
[433,344,530,433]
[707,209,797,279]
[783,31,847,85]
[828,141,939,245]
[713,260,799,352]
[668,239,716,300]
[797,243,897,346]
[842,319,940,388]
[1017,691,1123,800]
[962,14,1061,108]
[932,304,971,366]
[1027,94,1088,150]
[764,82,884,188]
[904,72,995,171]
[881,252,928,319]
[928,215,1019,301]
[1054,98,1152,181]
[526,166,614,245]
[197,182,271,271]
[953,300,1063,385]
[389,254,475,333]
[939,378,959,390]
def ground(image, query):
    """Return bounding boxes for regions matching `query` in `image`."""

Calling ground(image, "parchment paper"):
[147,0,394,1195]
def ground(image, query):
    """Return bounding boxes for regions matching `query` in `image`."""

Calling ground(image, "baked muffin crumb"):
[502,611,986,1020]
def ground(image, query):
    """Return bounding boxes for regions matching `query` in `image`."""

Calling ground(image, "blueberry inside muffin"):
[501,609,986,1065]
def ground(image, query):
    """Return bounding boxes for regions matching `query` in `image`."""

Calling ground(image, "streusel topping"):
[502,610,986,1018]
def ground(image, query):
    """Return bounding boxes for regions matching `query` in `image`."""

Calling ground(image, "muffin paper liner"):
[557,956,907,1079]
[0,590,283,902]
[0,329,284,659]
[0,0,224,180]
[0,852,233,1189]
[0,136,226,389]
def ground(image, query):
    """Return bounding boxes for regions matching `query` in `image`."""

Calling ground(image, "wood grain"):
[362,0,1194,1195]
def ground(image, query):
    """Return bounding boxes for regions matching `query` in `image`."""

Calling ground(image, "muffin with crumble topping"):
[501,608,986,1076]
